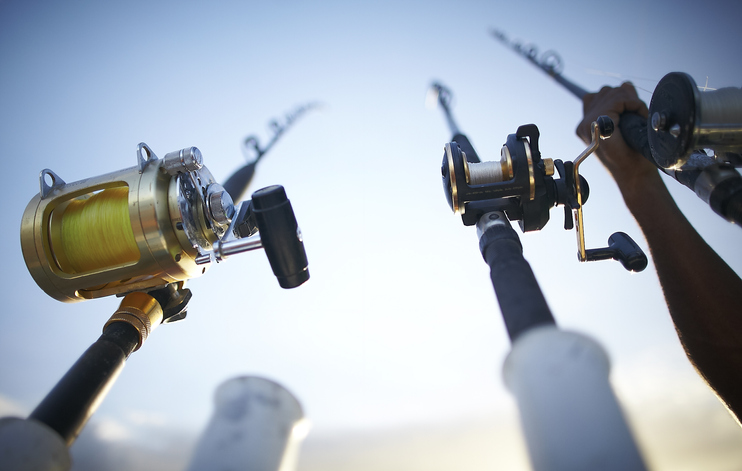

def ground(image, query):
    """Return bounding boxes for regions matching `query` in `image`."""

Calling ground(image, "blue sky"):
[1,1,741,469]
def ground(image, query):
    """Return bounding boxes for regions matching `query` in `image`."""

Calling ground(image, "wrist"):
[617,170,677,223]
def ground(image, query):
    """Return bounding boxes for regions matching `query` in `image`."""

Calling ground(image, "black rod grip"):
[28,322,139,446]
[252,185,310,289]
[708,174,742,225]
[618,112,655,165]
[724,192,742,225]
[479,221,556,342]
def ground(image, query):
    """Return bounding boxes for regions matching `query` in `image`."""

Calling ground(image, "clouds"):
[0,395,26,418]
[69,412,196,471]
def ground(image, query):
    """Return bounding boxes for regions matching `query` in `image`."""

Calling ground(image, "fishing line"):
[60,187,139,273]
[582,68,658,95]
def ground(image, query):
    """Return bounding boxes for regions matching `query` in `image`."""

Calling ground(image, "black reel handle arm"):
[196,185,310,289]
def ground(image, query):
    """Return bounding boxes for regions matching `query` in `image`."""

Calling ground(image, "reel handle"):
[252,185,310,289]
[585,232,648,272]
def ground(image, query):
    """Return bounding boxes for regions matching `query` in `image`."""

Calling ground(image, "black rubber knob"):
[597,115,614,139]
[608,232,647,272]
[585,232,647,272]
[252,185,309,289]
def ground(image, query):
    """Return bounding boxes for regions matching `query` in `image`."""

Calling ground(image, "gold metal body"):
[104,292,164,350]
[21,152,216,302]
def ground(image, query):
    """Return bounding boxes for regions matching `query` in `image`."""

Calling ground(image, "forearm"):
[577,82,742,420]
[621,174,742,421]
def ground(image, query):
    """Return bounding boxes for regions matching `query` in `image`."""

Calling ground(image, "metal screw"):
[669,124,681,138]
[208,188,235,225]
[651,112,668,132]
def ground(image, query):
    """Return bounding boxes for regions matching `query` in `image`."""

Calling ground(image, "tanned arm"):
[577,82,742,424]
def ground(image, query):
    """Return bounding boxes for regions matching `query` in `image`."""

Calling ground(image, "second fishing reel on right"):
[441,116,648,272]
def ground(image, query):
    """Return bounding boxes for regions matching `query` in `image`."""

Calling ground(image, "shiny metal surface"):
[162,147,204,176]
[20,143,223,302]
[104,292,164,350]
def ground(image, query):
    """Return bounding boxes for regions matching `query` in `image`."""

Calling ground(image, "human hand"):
[576,82,658,195]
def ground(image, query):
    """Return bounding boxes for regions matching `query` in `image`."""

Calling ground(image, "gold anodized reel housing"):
[21,143,230,302]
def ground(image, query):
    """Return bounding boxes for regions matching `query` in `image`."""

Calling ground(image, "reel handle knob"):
[252,186,310,289]
[597,115,614,139]
[585,232,647,272]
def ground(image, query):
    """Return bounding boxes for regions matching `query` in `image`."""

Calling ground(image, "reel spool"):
[441,123,566,231]
[21,143,309,303]
[649,72,742,169]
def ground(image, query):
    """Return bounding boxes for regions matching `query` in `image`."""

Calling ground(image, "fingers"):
[574,82,658,189]
[582,91,596,113]
[583,84,626,112]
[578,82,645,139]
[619,82,649,118]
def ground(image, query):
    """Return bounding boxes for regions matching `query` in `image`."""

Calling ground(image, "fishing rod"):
[3,142,311,469]
[489,28,742,225]
[223,102,321,201]
[488,29,588,99]
[429,83,648,470]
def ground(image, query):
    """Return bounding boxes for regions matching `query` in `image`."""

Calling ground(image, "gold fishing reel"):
[21,143,277,302]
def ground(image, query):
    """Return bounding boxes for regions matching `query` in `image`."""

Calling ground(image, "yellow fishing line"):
[61,187,139,273]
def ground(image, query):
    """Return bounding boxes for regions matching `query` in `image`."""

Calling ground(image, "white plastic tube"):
[503,326,646,471]
[0,417,71,471]
[186,376,308,471]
